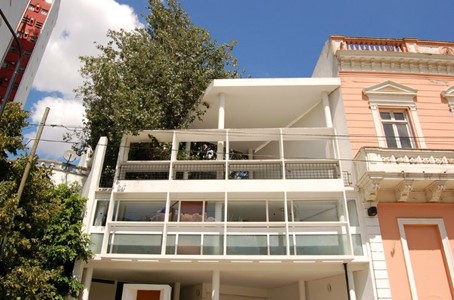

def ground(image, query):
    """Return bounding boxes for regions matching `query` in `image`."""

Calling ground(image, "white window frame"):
[380,110,415,148]
[398,218,454,300]
[363,81,426,148]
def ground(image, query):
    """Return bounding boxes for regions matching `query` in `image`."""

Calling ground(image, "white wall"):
[306,274,348,300]
[268,283,299,300]
[312,40,338,78]
[89,281,116,300]
[0,0,28,61]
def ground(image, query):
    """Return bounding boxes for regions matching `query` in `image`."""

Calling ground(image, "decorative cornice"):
[395,179,414,202]
[362,176,383,202]
[442,86,454,115]
[336,51,454,75]
[425,180,446,202]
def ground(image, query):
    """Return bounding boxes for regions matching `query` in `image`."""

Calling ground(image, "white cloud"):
[27,0,142,160]
[25,97,85,159]
[33,0,141,95]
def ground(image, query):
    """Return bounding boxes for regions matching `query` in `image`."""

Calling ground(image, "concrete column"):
[81,267,93,300]
[344,263,356,300]
[218,93,225,129]
[173,282,181,300]
[183,142,191,179]
[212,270,220,300]
[217,93,225,160]
[298,280,306,300]
[322,92,333,128]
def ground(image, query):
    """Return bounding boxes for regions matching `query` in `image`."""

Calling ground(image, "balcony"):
[113,128,346,193]
[354,147,454,202]
[90,191,363,260]
[119,160,340,181]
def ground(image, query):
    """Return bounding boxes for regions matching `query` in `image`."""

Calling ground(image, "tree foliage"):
[0,103,91,299]
[74,0,240,183]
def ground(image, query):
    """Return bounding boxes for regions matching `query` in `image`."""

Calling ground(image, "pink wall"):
[339,72,454,155]
[377,203,454,299]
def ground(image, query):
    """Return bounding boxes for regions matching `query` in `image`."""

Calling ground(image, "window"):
[380,111,414,148]
[363,81,426,148]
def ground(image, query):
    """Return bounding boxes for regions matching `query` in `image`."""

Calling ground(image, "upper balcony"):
[113,127,347,194]
[354,147,454,202]
[324,35,454,75]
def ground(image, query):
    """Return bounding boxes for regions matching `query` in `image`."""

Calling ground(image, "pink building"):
[314,35,454,299]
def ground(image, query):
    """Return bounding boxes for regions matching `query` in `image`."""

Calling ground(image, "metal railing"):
[118,160,341,181]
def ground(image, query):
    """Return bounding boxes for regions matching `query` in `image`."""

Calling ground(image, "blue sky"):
[25,0,454,160]
[117,0,454,77]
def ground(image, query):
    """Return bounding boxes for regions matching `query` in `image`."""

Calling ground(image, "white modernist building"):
[80,78,376,300]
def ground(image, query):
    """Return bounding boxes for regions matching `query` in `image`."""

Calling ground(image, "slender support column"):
[298,280,306,300]
[344,263,357,300]
[322,92,333,128]
[217,93,225,160]
[81,267,93,300]
[173,282,181,300]
[212,270,220,300]
[218,94,225,129]
[183,142,191,179]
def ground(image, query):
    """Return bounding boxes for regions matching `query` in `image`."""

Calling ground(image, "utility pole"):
[0,107,50,261]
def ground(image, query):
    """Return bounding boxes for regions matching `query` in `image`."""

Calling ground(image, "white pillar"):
[347,270,357,300]
[322,92,333,128]
[218,94,225,129]
[81,267,93,300]
[212,270,220,300]
[298,280,306,300]
[217,93,225,160]
[173,282,181,300]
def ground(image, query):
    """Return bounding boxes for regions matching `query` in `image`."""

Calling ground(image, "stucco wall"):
[377,203,454,299]
[339,73,454,155]
[89,281,116,300]
[305,274,348,300]
[267,283,299,300]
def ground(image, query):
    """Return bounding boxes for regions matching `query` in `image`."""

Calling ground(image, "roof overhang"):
[191,78,341,129]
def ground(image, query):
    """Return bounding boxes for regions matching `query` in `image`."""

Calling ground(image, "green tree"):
[74,0,240,184]
[0,103,91,299]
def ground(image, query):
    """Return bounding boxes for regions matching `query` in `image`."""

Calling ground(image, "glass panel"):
[393,112,405,120]
[227,201,266,222]
[347,200,359,226]
[269,235,286,255]
[169,202,179,221]
[291,201,339,222]
[396,124,413,148]
[90,233,103,254]
[294,234,345,255]
[226,235,267,255]
[166,234,176,254]
[352,234,364,256]
[93,200,108,226]
[116,201,166,221]
[205,202,224,222]
[268,201,285,222]
[203,235,224,255]
[109,234,161,254]
[180,201,204,222]
[380,112,391,120]
[177,235,201,255]
[383,123,397,148]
